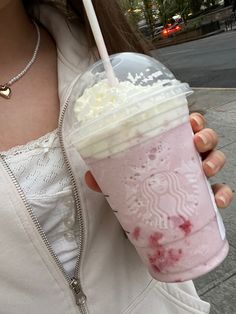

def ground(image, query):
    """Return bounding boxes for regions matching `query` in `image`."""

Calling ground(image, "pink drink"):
[71,53,229,282]
[85,121,229,282]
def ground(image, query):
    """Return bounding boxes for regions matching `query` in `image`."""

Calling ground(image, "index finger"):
[190,113,207,133]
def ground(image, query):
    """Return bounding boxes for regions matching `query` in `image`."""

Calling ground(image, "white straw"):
[82,0,118,86]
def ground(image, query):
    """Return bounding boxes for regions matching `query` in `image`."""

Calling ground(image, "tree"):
[120,0,208,35]
[155,0,176,25]
[188,0,204,15]
[142,0,155,33]
[174,0,190,24]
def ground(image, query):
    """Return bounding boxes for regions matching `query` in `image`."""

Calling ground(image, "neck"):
[0,1,37,82]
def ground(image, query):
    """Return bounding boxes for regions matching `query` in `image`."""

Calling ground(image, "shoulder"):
[35,4,94,97]
[36,5,94,75]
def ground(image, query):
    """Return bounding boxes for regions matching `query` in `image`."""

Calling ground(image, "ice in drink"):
[69,53,229,282]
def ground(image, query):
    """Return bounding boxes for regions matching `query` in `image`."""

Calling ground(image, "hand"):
[190,112,233,208]
[85,112,234,208]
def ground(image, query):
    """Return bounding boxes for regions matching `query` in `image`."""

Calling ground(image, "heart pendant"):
[0,85,11,99]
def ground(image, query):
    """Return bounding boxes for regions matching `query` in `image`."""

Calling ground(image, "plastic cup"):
[68,53,229,282]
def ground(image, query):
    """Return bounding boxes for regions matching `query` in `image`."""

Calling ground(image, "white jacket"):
[0,5,210,314]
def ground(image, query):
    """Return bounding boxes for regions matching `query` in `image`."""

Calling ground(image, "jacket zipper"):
[0,89,87,313]
[58,93,88,313]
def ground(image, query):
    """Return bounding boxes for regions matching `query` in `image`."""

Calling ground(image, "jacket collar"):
[36,4,93,104]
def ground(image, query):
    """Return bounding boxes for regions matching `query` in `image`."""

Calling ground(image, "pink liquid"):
[85,122,229,282]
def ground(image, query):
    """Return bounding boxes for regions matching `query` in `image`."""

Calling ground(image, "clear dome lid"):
[75,52,184,92]
[69,52,192,144]
[90,52,176,86]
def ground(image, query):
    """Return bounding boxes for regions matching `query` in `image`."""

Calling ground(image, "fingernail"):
[192,116,203,128]
[217,195,227,206]
[206,161,216,170]
[198,133,208,145]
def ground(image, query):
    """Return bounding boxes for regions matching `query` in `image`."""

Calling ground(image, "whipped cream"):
[74,79,177,126]
[72,79,191,158]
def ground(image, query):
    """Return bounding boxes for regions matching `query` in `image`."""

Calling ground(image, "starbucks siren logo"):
[125,141,199,229]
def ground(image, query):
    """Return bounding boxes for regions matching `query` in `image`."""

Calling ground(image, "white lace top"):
[1,130,79,277]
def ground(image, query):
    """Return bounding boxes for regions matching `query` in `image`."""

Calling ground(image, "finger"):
[85,171,102,193]
[190,113,206,133]
[212,183,234,208]
[202,150,226,177]
[194,128,219,153]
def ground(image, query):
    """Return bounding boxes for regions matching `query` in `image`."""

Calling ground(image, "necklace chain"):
[0,21,41,99]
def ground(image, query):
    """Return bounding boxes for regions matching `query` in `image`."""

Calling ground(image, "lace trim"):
[1,129,58,157]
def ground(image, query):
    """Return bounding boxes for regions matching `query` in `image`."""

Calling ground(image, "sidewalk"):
[189,88,236,314]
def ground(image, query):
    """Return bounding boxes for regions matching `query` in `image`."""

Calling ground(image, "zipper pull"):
[70,278,87,306]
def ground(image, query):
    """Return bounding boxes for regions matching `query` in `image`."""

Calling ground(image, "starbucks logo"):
[125,141,199,229]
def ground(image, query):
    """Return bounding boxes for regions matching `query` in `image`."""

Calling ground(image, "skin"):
[0,0,11,10]
[0,0,59,151]
[0,1,233,208]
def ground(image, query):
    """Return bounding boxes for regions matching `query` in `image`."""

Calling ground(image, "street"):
[152,31,236,88]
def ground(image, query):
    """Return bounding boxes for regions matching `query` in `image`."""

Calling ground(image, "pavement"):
[189,88,236,314]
